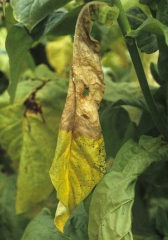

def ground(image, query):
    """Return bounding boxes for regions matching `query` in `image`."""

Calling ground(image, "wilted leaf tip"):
[49,1,119,232]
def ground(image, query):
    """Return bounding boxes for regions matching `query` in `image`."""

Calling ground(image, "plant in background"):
[0,0,168,239]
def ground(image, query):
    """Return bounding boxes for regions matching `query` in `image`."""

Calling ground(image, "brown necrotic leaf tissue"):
[50,2,108,232]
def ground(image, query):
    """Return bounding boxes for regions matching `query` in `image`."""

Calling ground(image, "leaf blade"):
[10,0,70,31]
[49,2,114,232]
[88,136,166,240]
[127,18,168,45]
[5,24,34,102]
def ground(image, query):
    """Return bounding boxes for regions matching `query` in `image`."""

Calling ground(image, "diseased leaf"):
[88,136,167,240]
[50,1,119,232]
[10,0,70,31]
[38,3,118,38]
[16,78,67,214]
[16,116,55,214]
[5,24,34,102]
[0,65,68,213]
[21,208,71,240]
[0,80,40,167]
[127,18,168,45]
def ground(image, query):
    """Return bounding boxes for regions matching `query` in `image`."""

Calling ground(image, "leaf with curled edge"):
[49,1,119,233]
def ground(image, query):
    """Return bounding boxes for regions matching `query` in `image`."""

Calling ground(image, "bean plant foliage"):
[0,0,168,239]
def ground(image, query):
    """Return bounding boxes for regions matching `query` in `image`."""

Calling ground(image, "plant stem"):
[111,0,168,140]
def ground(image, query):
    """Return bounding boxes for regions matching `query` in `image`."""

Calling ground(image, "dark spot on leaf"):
[82,114,89,119]
[23,80,50,126]
[82,85,89,96]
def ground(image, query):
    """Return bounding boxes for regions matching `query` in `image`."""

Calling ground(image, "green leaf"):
[64,203,89,240]
[135,84,168,139]
[21,208,72,240]
[139,0,155,6]
[16,116,55,213]
[156,207,168,236]
[100,105,136,158]
[136,33,158,54]
[0,72,9,94]
[150,62,164,85]
[157,46,168,82]
[126,6,147,30]
[126,7,158,54]
[0,81,39,167]
[10,0,71,31]
[88,136,166,240]
[103,74,140,102]
[5,24,34,102]
[135,110,158,139]
[145,236,161,240]
[0,65,68,213]
[31,10,67,40]
[156,0,168,26]
[113,98,148,111]
[4,5,17,30]
[0,28,9,76]
[45,5,83,37]
[0,173,29,240]
[127,18,168,45]
[2,0,6,16]
[30,6,85,40]
[132,181,154,238]
[16,77,67,213]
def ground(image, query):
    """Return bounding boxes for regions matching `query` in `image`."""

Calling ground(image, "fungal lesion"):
[23,79,50,128]
[82,113,89,119]
[82,85,90,97]
[24,93,45,122]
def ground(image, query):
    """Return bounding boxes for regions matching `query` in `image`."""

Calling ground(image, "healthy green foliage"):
[21,205,89,240]
[10,0,70,31]
[45,6,84,37]
[0,173,29,240]
[21,208,71,240]
[100,105,136,158]
[157,46,168,82]
[126,6,158,54]
[88,136,167,240]
[127,18,168,45]
[64,203,89,239]
[5,24,34,102]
